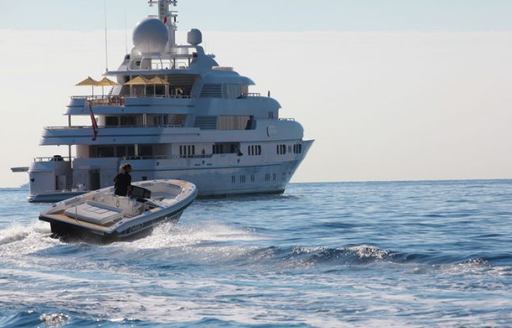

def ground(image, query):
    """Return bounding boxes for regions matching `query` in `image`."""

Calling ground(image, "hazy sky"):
[1,1,512,187]
[1,0,512,32]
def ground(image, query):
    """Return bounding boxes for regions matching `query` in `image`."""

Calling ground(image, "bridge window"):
[223,84,242,99]
[200,84,222,98]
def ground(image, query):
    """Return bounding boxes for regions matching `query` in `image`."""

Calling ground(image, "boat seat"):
[64,201,123,225]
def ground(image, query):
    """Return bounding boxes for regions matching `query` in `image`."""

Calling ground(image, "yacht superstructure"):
[21,0,313,202]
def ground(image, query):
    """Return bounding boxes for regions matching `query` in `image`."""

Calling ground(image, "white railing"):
[34,156,73,162]
[46,124,186,130]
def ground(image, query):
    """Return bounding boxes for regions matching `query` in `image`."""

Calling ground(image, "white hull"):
[18,1,314,202]
[29,191,86,203]
[29,142,312,203]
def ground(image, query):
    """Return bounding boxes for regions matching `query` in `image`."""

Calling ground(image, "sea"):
[0,180,511,327]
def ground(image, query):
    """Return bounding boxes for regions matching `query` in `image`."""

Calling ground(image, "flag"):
[89,103,98,141]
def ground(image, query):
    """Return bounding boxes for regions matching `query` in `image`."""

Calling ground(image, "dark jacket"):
[114,172,132,196]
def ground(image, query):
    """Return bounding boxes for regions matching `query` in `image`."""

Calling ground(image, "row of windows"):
[277,143,303,155]
[213,143,241,155]
[90,145,152,158]
[90,142,300,159]
[232,172,292,184]
[276,144,287,155]
[179,145,196,158]
[248,145,262,156]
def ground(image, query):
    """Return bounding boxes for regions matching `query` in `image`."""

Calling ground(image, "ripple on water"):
[0,181,511,327]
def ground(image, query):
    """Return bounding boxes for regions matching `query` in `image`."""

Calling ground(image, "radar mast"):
[148,0,178,47]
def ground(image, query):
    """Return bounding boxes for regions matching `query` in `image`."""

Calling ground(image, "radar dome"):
[187,29,203,46]
[133,18,169,54]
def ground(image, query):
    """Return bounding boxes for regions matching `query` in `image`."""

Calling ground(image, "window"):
[116,146,126,157]
[223,84,242,99]
[265,174,271,182]
[140,145,153,157]
[194,116,217,130]
[293,144,303,154]
[240,175,246,184]
[120,116,137,126]
[217,116,251,130]
[200,84,223,98]
[247,145,262,156]
[232,176,236,184]
[251,175,255,183]
[179,145,196,158]
[105,116,119,127]
[276,144,287,155]
[96,146,114,158]
[213,143,240,154]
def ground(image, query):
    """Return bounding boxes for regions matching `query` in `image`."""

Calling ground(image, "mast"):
[148,0,178,48]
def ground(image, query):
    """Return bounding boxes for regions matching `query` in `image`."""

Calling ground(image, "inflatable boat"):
[39,179,197,242]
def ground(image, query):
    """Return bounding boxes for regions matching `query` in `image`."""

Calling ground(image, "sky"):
[1,1,512,187]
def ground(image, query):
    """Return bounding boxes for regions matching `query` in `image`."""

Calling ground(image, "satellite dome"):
[187,29,203,46]
[133,18,169,54]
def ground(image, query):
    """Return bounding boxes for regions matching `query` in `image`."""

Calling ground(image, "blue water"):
[1,181,511,327]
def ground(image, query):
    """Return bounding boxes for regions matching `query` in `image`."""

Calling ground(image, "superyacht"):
[14,0,313,202]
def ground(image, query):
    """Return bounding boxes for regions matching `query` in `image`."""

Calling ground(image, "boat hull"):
[41,208,185,243]
[28,155,308,203]
[38,179,197,243]
[29,191,86,203]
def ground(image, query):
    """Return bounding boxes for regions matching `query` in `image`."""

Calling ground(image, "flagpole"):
[104,0,109,72]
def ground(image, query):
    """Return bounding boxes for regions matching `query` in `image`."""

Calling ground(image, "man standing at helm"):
[114,164,132,196]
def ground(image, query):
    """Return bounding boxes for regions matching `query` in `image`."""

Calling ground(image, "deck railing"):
[34,156,73,162]
[46,124,185,130]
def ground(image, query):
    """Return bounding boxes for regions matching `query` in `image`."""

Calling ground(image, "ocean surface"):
[0,180,511,327]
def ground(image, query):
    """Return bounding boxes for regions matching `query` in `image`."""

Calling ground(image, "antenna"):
[124,6,128,54]
[148,0,178,47]
[104,0,109,71]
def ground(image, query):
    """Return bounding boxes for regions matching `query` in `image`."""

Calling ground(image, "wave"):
[0,220,511,276]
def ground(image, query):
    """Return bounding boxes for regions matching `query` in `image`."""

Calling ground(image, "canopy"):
[76,76,99,86]
[147,76,169,85]
[124,76,149,86]
[76,76,99,96]
[96,77,118,86]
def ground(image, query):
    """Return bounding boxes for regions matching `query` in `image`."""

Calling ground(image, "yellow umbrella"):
[147,76,169,85]
[147,77,169,96]
[124,76,149,97]
[124,76,149,85]
[97,77,118,97]
[76,76,99,96]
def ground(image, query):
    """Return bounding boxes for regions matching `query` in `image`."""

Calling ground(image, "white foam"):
[347,245,391,260]
[123,221,265,250]
[0,221,55,258]
[39,313,69,326]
